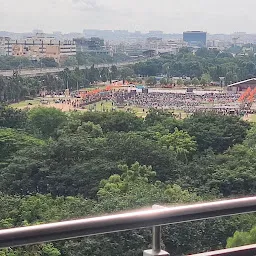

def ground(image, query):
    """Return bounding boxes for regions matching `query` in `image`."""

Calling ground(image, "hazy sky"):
[1,0,256,33]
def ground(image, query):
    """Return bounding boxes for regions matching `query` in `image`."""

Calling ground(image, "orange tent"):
[238,87,252,102]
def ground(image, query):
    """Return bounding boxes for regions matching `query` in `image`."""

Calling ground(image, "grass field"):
[10,97,188,119]
[83,101,188,119]
[11,98,41,109]
[245,114,256,122]
[84,101,148,117]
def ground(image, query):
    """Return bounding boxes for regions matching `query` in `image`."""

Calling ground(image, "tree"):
[0,56,38,70]
[177,79,184,85]
[144,109,177,127]
[126,76,133,83]
[77,111,143,133]
[182,113,250,152]
[89,65,100,84]
[227,226,256,248]
[104,132,179,181]
[146,76,157,86]
[111,65,119,80]
[184,79,190,86]
[200,73,211,85]
[28,107,67,138]
[0,105,27,129]
[98,162,156,197]
[162,63,171,78]
[191,77,200,86]
[63,57,78,67]
[120,67,134,80]
[41,58,58,68]
[0,134,120,198]
[0,128,43,166]
[159,128,197,161]
[244,124,256,148]
[160,78,168,86]
[225,71,237,85]
[100,67,109,83]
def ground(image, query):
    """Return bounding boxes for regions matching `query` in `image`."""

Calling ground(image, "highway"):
[0,57,156,77]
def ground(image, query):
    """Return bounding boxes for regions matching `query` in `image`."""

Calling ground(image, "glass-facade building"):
[183,31,207,47]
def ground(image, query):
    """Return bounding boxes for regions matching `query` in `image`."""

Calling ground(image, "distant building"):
[0,37,9,56]
[146,37,162,50]
[148,31,164,37]
[3,33,76,63]
[74,37,113,56]
[145,38,186,55]
[183,31,207,47]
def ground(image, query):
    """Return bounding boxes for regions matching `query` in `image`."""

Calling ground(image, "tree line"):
[132,47,256,84]
[0,65,121,102]
[0,105,255,255]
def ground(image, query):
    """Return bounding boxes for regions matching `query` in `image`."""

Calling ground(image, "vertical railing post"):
[152,226,161,253]
[143,205,170,256]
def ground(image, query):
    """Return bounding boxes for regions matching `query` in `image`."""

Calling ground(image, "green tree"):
[146,76,157,86]
[89,65,100,84]
[41,58,58,68]
[159,128,197,161]
[144,109,177,127]
[191,77,200,86]
[177,78,184,85]
[77,111,143,133]
[98,162,156,197]
[0,105,27,129]
[227,226,256,248]
[28,107,66,138]
[110,65,119,80]
[100,67,109,83]
[63,56,78,67]
[0,128,43,166]
[182,113,250,152]
[244,124,256,148]
[160,78,168,86]
[120,67,134,80]
[104,132,179,181]
[200,73,211,85]
[184,79,191,86]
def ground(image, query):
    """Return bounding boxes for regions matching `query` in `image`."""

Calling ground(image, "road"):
[0,57,156,77]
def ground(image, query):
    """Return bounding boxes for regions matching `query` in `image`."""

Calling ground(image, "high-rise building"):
[183,31,207,47]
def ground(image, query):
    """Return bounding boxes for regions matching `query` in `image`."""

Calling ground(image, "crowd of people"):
[108,90,243,114]
[42,88,251,116]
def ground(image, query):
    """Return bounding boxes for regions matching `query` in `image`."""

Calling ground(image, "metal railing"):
[0,197,256,255]
[188,244,256,256]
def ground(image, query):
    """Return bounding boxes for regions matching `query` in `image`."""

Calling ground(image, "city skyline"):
[1,0,256,34]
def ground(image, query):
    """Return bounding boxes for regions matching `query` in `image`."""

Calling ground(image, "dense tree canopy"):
[0,105,255,256]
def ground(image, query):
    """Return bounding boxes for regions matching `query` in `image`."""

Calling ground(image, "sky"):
[1,0,256,34]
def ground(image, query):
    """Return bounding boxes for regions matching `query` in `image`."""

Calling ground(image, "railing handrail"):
[187,244,256,256]
[0,197,256,249]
